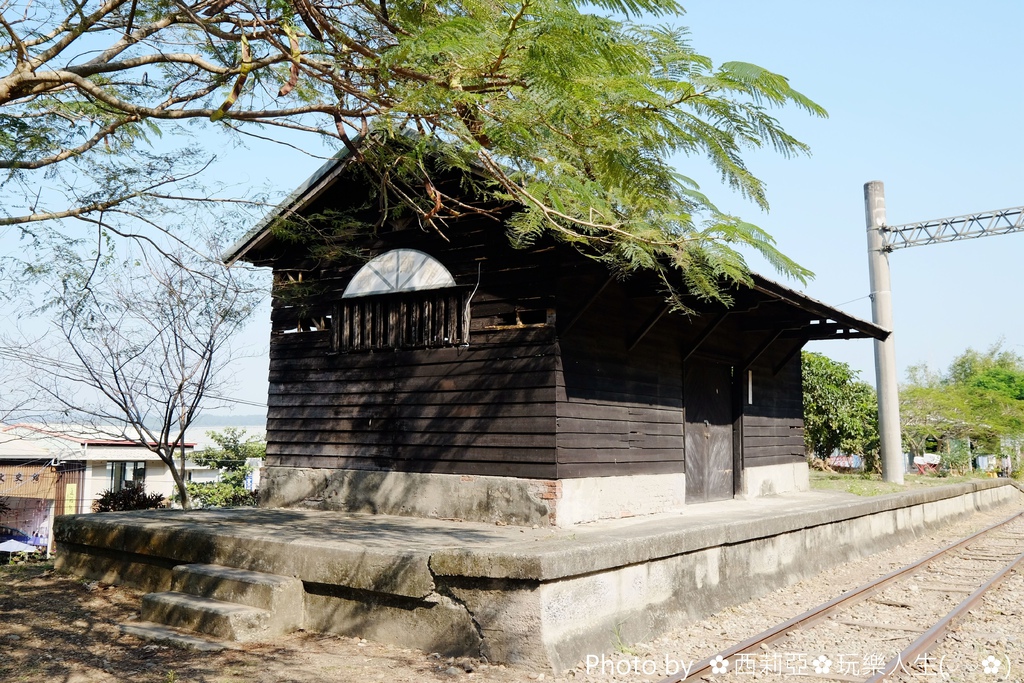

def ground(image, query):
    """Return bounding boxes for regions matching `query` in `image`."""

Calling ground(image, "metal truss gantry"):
[882,205,1024,251]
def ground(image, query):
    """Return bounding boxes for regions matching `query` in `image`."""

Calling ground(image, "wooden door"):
[684,362,734,503]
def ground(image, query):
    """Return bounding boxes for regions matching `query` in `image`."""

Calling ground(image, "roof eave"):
[220,136,888,344]
[748,273,890,341]
[221,146,357,265]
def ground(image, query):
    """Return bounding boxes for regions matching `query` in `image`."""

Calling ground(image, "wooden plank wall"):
[263,212,810,481]
[265,218,562,479]
[742,355,806,467]
[555,270,686,478]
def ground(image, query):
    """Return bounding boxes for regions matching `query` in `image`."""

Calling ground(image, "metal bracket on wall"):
[772,338,807,376]
[739,330,784,374]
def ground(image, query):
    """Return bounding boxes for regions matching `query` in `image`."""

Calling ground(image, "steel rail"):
[867,545,1024,682]
[655,510,1024,683]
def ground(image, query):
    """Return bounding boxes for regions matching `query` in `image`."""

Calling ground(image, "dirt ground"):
[0,560,528,683]
[3,500,1023,683]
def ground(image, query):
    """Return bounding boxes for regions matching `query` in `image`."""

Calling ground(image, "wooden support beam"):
[559,275,614,336]
[627,302,670,351]
[740,330,784,373]
[779,324,868,340]
[742,317,822,332]
[681,311,729,363]
[772,338,806,376]
[732,367,744,497]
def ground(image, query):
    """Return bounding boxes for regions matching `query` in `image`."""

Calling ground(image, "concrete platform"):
[54,479,1024,672]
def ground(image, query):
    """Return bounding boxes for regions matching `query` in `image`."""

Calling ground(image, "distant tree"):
[0,354,34,424]
[0,496,10,519]
[901,343,1024,460]
[899,363,973,459]
[905,348,1024,478]
[801,351,879,470]
[941,440,973,477]
[949,344,1024,448]
[948,344,1024,389]
[186,428,265,508]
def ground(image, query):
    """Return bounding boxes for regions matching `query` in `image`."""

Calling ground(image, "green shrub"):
[941,442,972,476]
[1011,452,1024,481]
[181,428,264,509]
[92,485,166,512]
[185,481,258,508]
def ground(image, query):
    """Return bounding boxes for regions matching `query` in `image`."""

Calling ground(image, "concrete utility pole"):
[863,184,1024,484]
[864,181,904,484]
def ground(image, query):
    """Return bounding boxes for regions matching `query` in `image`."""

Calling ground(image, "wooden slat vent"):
[336,288,471,352]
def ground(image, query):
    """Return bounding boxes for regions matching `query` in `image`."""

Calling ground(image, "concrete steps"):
[120,621,232,651]
[138,563,302,642]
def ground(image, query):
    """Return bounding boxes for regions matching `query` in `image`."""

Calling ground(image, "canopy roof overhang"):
[747,274,887,341]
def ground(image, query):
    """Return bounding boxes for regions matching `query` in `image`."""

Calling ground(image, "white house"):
[0,424,218,550]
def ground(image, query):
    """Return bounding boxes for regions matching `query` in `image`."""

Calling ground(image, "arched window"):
[342,249,456,298]
[336,249,469,352]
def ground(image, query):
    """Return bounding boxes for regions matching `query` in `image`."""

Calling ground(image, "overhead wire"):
[834,294,872,308]
[0,346,268,408]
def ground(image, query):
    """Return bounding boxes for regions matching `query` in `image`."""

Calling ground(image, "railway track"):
[656,509,1024,682]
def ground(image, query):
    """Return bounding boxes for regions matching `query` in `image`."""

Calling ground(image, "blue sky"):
[675,1,1024,382]
[6,2,1021,415]
[211,1,1024,411]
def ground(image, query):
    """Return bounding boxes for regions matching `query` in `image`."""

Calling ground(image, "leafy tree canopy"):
[901,342,1024,456]
[949,346,1024,402]
[186,427,264,508]
[801,351,879,467]
[190,427,266,473]
[1,0,823,304]
[900,363,973,457]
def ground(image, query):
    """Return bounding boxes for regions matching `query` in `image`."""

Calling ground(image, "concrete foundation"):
[551,473,687,526]
[259,466,557,526]
[263,467,692,527]
[55,480,1024,672]
[740,461,810,498]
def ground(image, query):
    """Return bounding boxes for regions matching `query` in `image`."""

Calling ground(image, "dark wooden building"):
[227,150,887,527]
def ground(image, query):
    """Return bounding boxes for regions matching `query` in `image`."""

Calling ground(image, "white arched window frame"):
[342,249,456,298]
[336,249,469,352]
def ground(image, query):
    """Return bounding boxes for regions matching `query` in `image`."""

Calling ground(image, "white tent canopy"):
[0,539,38,552]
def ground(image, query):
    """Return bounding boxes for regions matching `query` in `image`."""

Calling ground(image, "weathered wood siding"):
[265,218,561,479]
[742,355,805,467]
[263,214,809,481]
[554,269,686,478]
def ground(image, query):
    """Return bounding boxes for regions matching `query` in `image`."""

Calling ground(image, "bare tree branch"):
[2,240,261,508]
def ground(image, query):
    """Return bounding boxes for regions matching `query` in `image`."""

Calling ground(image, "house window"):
[272,270,333,334]
[336,249,469,352]
[109,461,146,492]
